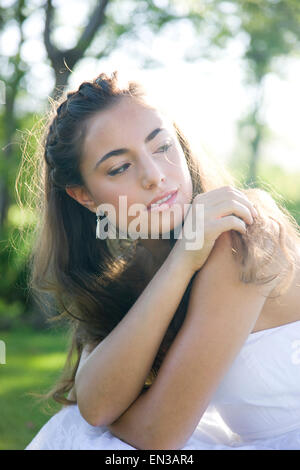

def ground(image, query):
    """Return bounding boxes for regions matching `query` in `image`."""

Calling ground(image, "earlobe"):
[65,186,97,213]
[65,186,77,201]
[65,186,85,206]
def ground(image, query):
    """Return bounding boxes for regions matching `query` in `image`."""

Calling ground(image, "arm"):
[76,186,258,427]
[75,243,195,427]
[107,232,271,450]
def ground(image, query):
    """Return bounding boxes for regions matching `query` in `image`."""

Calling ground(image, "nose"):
[139,152,166,189]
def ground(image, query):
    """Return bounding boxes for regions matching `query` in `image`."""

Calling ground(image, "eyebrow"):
[93,127,166,170]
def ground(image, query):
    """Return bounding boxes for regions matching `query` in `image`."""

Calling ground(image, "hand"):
[173,185,258,274]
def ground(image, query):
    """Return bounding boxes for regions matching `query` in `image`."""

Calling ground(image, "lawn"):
[0,325,71,450]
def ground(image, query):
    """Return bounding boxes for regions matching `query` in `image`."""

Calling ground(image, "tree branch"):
[43,0,110,98]
[43,0,58,64]
[75,0,110,56]
[63,0,111,67]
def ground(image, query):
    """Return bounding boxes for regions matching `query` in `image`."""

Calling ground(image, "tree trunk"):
[246,84,265,187]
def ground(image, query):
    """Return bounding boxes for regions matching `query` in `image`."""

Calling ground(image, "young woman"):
[24,71,300,450]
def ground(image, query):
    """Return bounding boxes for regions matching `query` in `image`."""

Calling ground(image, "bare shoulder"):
[195,232,255,297]
[194,230,280,308]
[200,231,244,284]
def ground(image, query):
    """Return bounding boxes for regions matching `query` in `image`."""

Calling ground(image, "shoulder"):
[200,187,298,298]
[204,231,239,273]
[196,229,275,299]
[196,231,245,289]
[189,234,269,324]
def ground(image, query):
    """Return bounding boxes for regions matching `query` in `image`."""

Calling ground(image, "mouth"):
[147,189,178,211]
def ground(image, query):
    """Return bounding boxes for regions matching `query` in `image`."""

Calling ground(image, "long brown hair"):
[17,71,300,412]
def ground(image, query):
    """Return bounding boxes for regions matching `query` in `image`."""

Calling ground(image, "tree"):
[44,0,110,99]
[0,0,28,231]
[212,0,300,184]
[176,0,300,183]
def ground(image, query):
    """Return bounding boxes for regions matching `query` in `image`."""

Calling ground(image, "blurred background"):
[0,0,299,450]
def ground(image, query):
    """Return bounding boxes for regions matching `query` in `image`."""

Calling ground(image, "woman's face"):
[76,95,193,238]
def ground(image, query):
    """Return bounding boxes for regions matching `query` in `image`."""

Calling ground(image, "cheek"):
[186,170,193,193]
[108,192,138,228]
[92,186,122,222]
[177,160,193,196]
[171,147,192,181]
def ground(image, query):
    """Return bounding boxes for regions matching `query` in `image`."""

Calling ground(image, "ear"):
[65,186,97,214]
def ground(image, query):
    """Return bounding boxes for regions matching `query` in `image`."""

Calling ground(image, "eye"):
[107,143,173,177]
[107,163,131,176]
[155,143,173,154]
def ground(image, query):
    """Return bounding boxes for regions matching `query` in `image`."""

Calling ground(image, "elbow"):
[77,403,114,428]
[75,385,109,428]
[75,374,116,427]
[76,395,124,428]
[77,397,103,427]
[77,397,117,427]
[75,383,97,427]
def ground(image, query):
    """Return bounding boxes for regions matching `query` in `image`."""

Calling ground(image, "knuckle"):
[227,215,235,223]
[230,199,238,208]
[231,215,241,226]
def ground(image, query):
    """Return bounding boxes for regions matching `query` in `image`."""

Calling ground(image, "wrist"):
[169,241,197,279]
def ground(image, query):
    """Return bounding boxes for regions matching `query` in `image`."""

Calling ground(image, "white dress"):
[25,320,300,450]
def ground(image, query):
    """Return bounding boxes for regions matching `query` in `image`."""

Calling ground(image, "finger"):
[213,200,254,226]
[214,214,247,236]
[226,188,258,219]
[194,187,258,220]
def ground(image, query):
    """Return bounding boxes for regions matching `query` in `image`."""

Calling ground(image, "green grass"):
[0,325,70,450]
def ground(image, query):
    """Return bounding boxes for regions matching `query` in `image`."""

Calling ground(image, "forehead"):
[83,96,173,151]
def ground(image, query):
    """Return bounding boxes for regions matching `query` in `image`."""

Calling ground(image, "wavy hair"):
[17,70,300,411]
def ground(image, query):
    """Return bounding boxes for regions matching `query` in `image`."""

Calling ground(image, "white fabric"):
[26,320,300,450]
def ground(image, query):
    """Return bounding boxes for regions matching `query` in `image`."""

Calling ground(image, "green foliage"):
[0,325,69,450]
[237,0,300,81]
[0,201,38,329]
[192,0,300,82]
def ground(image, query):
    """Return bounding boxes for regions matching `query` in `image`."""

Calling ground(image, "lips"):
[146,189,178,210]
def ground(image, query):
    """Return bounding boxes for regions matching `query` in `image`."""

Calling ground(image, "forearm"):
[108,238,268,449]
[75,244,194,427]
